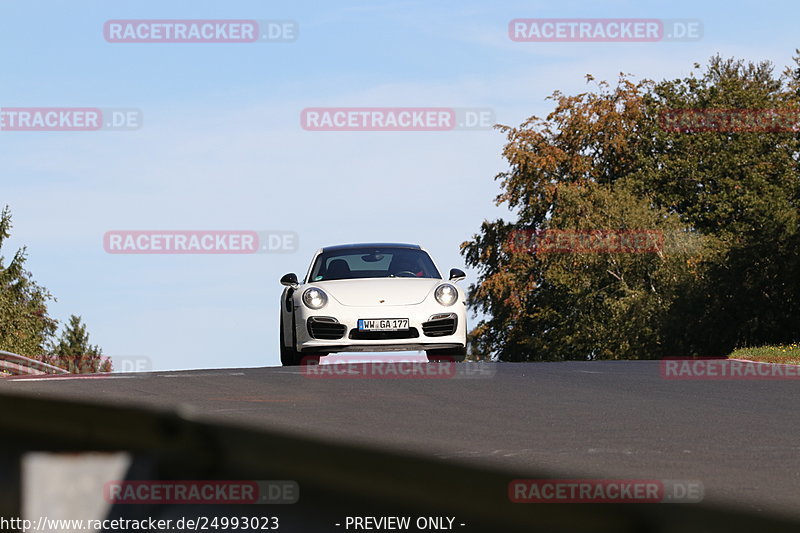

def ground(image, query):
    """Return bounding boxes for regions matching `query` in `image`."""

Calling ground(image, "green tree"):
[638,56,800,354]
[464,55,800,361]
[0,206,57,358]
[48,314,110,373]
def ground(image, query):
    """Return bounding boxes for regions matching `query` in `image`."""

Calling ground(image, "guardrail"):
[0,350,68,376]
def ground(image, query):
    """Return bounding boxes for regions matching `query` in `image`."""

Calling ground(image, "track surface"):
[3,360,800,520]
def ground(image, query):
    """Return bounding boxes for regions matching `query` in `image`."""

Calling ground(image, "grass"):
[728,343,800,365]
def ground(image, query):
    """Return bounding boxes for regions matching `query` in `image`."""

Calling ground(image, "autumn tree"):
[464,55,800,360]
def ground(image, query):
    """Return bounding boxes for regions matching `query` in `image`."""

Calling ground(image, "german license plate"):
[358,318,409,331]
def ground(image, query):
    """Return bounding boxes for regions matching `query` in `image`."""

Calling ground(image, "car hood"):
[311,278,441,307]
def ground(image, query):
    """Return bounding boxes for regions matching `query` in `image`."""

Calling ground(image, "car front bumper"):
[293,299,467,354]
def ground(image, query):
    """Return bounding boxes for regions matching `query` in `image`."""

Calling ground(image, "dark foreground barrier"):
[0,390,798,532]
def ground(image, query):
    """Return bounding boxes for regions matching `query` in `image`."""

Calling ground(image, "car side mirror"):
[280,273,299,287]
[449,268,466,282]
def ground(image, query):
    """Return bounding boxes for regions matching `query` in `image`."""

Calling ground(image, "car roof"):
[320,243,422,253]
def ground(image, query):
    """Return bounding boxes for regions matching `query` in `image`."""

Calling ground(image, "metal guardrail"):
[0,350,68,376]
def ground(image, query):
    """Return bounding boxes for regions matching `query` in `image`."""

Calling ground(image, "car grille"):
[422,314,458,337]
[348,328,420,340]
[307,317,347,340]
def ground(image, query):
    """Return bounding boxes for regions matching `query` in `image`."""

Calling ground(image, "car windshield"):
[308,247,441,281]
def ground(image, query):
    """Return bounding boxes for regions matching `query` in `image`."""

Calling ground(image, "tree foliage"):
[0,206,57,357]
[47,314,110,373]
[463,55,800,361]
[0,206,105,372]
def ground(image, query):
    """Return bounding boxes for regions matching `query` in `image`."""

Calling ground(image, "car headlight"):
[302,287,328,309]
[434,284,458,306]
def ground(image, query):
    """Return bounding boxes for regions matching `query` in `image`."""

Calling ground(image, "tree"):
[48,314,110,373]
[463,55,800,361]
[640,56,800,354]
[0,206,106,373]
[0,206,58,358]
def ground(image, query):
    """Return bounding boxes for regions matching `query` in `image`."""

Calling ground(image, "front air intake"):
[422,314,458,337]
[307,317,347,340]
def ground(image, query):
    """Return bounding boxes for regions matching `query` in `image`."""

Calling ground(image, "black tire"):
[426,346,467,363]
[280,314,303,366]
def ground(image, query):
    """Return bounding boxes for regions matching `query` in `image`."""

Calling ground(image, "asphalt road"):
[3,360,800,521]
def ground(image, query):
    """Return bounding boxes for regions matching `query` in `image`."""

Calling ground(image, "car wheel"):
[426,347,467,363]
[280,314,303,366]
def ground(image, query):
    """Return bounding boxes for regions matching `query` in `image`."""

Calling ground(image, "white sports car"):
[279,243,467,366]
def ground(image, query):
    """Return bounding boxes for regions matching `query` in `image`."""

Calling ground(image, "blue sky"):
[2,0,797,370]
